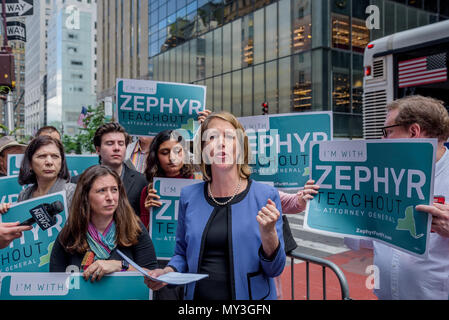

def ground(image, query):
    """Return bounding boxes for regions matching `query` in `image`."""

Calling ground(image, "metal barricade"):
[287,251,351,300]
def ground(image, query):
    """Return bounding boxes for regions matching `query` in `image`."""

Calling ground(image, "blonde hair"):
[195,112,251,182]
[387,95,449,142]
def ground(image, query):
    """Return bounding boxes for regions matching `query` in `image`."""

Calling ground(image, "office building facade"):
[146,0,448,138]
[46,0,97,136]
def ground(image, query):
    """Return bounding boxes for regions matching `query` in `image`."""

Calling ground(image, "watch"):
[121,260,129,271]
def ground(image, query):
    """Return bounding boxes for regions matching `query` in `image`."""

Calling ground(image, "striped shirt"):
[130,141,148,174]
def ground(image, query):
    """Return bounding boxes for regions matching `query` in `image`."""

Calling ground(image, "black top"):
[194,180,252,300]
[49,221,158,272]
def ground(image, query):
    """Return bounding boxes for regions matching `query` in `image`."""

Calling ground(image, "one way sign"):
[0,0,33,17]
[6,21,26,42]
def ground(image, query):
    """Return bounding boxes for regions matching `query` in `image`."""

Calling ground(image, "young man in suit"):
[72,123,147,217]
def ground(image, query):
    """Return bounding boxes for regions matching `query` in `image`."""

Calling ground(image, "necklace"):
[208,177,242,206]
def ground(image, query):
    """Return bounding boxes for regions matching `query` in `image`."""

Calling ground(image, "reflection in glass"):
[279,0,291,57]
[214,76,222,111]
[242,14,254,67]
[242,67,253,116]
[331,13,349,50]
[293,0,311,53]
[279,56,291,113]
[265,3,277,61]
[266,60,278,112]
[351,18,369,53]
[232,70,242,116]
[223,72,231,112]
[293,53,311,110]
[332,72,350,113]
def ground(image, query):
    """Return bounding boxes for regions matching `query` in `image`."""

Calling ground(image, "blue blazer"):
[168,180,285,300]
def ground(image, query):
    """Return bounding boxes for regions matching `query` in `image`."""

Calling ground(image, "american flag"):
[77,106,88,127]
[398,53,447,88]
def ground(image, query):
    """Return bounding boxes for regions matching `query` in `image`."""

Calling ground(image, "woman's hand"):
[144,188,162,209]
[83,260,122,282]
[297,179,320,208]
[257,199,280,258]
[143,266,174,291]
[0,203,11,214]
[198,109,212,124]
[0,222,33,249]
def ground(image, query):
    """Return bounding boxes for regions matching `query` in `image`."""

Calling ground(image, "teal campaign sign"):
[304,139,436,256]
[7,154,99,177]
[150,178,202,260]
[0,192,68,272]
[239,112,332,190]
[0,175,24,204]
[0,273,151,300]
[116,78,206,137]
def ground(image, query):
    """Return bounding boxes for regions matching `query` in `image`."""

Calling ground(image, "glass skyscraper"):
[147,0,448,138]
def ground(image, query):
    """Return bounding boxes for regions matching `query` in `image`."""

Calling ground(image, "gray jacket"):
[18,178,76,210]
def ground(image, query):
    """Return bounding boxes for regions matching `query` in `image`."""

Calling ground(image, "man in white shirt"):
[346,95,449,299]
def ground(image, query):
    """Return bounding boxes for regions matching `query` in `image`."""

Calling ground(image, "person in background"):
[35,126,61,141]
[125,110,211,174]
[144,111,285,300]
[0,136,76,247]
[0,136,27,177]
[139,129,195,300]
[125,136,153,174]
[50,165,158,279]
[71,123,147,217]
[345,95,449,299]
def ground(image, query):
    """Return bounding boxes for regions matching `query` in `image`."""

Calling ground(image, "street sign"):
[6,21,26,42]
[0,0,33,17]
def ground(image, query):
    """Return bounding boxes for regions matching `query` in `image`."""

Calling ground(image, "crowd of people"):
[0,95,448,300]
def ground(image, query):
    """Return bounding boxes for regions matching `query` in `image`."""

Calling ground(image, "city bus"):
[363,19,449,139]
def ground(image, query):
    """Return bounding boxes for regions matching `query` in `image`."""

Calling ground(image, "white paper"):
[115,249,208,285]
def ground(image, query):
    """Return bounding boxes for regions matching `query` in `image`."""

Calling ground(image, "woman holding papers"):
[50,165,158,281]
[0,135,76,248]
[144,111,285,300]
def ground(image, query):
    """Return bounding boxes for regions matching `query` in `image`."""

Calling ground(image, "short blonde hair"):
[195,112,251,182]
[387,95,449,142]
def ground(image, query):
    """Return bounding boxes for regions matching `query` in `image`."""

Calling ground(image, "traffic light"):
[261,101,269,115]
[0,53,16,91]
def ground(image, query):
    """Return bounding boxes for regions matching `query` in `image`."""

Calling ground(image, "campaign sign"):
[7,154,99,176]
[0,192,68,272]
[0,272,151,300]
[150,178,202,260]
[304,139,436,256]
[239,112,332,190]
[116,78,206,137]
[0,175,24,204]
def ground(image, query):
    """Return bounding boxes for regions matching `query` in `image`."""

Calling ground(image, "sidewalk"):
[279,248,377,300]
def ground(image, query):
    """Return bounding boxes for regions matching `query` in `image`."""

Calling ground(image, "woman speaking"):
[145,112,285,300]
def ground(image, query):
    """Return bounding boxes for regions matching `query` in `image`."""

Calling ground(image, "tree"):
[62,103,109,154]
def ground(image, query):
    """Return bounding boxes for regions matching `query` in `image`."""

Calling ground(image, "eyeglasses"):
[381,124,403,138]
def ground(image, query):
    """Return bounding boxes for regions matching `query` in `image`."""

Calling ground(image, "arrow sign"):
[0,0,33,17]
[6,21,26,42]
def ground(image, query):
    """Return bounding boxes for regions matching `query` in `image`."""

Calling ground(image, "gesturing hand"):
[257,199,280,258]
[257,199,280,233]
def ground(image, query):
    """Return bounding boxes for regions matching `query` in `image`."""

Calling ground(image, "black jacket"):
[50,221,158,272]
